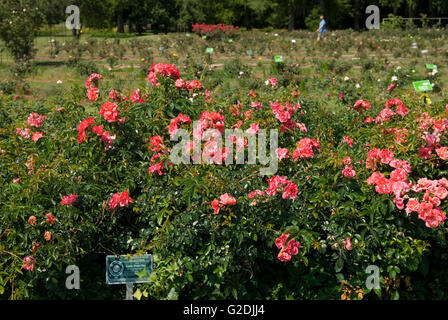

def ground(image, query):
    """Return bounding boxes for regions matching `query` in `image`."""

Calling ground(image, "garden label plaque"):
[246,49,253,55]
[274,55,283,63]
[202,35,207,39]
[426,64,437,70]
[206,47,214,53]
[413,80,432,92]
[228,39,233,43]
[106,254,152,285]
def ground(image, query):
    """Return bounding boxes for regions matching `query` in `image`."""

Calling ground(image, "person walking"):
[316,15,326,41]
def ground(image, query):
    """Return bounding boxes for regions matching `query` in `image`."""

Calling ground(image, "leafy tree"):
[37,0,71,25]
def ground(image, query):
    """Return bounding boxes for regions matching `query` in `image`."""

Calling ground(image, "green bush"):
[74,61,100,77]
[0,1,43,60]
[2,29,448,301]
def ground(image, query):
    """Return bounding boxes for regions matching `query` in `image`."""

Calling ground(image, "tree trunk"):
[244,0,250,30]
[407,0,415,18]
[288,0,296,32]
[117,13,124,33]
[354,0,360,30]
[319,0,328,19]
[244,0,249,30]
[393,5,398,15]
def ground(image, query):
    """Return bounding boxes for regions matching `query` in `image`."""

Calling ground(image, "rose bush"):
[1,55,448,300]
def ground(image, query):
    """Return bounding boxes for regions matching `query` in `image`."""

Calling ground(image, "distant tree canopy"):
[18,0,448,32]
[0,0,44,59]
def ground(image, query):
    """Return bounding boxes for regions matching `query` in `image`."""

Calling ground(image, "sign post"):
[106,254,153,300]
[125,283,134,300]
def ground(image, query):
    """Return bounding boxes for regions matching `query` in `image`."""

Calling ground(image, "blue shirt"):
[319,19,326,32]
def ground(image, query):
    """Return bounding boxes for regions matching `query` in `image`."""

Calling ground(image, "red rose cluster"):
[147,63,180,87]
[61,194,77,205]
[192,23,239,35]
[168,113,192,138]
[270,100,302,132]
[266,176,298,199]
[100,102,121,123]
[366,146,447,228]
[76,116,116,149]
[415,112,448,160]
[292,138,320,160]
[27,113,47,128]
[275,233,301,262]
[108,190,133,210]
[85,73,103,102]
[211,193,237,214]
[353,100,372,114]
[16,113,47,143]
[247,175,298,206]
[375,98,409,124]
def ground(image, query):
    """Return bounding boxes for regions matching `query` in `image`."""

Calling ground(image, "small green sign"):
[426,64,438,70]
[246,49,253,55]
[106,254,152,285]
[228,39,233,43]
[206,47,213,53]
[413,80,433,92]
[274,55,283,63]
[202,35,207,39]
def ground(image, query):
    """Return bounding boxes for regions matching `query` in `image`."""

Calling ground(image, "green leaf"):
[389,270,396,279]
[232,288,238,299]
[335,273,345,282]
[133,288,143,300]
[391,291,399,300]
[335,258,344,272]
[166,288,178,300]
[374,287,382,298]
